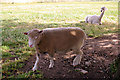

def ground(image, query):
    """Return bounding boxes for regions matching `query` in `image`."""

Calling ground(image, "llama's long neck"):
[99,11,105,21]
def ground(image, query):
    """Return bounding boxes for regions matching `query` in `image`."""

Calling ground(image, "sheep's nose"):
[24,32,28,35]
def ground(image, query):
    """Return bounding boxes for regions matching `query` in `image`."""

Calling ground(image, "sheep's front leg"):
[32,53,40,71]
[73,50,83,66]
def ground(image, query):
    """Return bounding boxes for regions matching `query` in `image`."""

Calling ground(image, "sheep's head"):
[101,7,107,12]
[24,29,43,48]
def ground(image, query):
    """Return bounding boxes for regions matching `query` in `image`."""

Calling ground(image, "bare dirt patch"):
[20,33,119,78]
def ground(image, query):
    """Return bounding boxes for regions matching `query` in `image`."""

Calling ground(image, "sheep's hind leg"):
[73,50,83,66]
[48,54,54,68]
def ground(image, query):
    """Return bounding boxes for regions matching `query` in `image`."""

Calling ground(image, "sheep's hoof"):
[73,61,80,67]
[73,61,79,66]
[49,66,53,69]
[32,67,37,71]
[72,64,77,67]
[49,65,54,69]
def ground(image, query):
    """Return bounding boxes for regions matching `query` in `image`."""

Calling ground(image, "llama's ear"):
[105,7,108,11]
[24,32,28,35]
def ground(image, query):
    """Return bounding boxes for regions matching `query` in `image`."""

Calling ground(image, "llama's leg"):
[32,53,40,71]
[99,22,102,25]
[73,50,83,66]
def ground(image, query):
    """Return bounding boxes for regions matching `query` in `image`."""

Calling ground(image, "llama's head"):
[101,7,107,12]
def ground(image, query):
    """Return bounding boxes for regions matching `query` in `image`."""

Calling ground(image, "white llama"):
[85,7,107,25]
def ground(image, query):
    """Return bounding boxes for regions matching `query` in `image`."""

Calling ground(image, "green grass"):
[1,1,118,79]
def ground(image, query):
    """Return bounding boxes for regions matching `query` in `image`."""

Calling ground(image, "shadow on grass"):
[1,18,119,37]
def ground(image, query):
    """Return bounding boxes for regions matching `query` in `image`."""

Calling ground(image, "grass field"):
[1,1,118,79]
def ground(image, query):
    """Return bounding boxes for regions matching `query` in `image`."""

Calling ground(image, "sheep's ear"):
[39,30,43,33]
[24,32,28,35]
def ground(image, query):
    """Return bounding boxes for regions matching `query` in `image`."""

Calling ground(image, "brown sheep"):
[24,27,87,71]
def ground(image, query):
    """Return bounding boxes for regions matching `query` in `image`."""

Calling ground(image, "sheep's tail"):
[81,29,87,40]
[81,31,87,49]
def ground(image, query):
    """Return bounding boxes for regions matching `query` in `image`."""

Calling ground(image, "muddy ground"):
[20,33,119,78]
